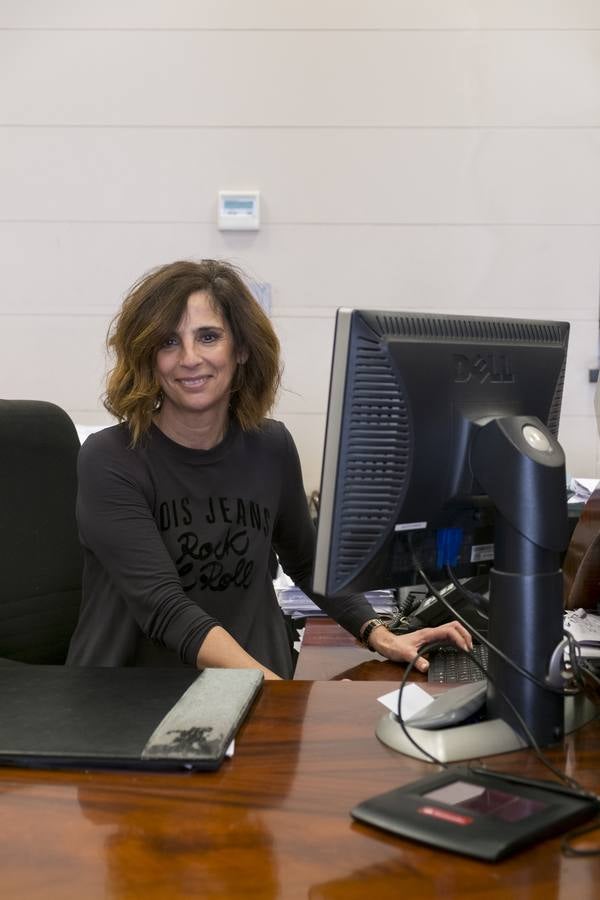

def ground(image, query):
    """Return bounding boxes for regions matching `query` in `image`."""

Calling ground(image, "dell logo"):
[453,353,515,384]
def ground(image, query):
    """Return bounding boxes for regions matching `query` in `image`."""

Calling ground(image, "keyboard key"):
[427,644,488,684]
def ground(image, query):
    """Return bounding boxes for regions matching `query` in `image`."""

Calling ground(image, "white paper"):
[564,609,600,658]
[378,684,435,719]
[568,477,600,502]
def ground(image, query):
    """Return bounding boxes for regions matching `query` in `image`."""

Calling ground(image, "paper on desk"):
[378,684,434,719]
[568,477,600,503]
[564,610,600,658]
[276,584,397,618]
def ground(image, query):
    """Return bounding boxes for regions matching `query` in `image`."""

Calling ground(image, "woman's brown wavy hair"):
[104,259,282,445]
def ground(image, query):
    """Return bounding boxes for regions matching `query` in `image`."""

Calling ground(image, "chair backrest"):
[0,400,82,663]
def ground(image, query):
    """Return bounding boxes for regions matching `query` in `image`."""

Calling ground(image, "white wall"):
[1,1,599,489]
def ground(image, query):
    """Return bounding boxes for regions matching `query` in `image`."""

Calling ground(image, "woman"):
[67,259,471,678]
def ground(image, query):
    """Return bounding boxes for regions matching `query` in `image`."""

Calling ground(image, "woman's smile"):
[154,290,242,445]
[176,374,212,389]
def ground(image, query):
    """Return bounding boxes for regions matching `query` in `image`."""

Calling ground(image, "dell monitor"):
[312,308,585,761]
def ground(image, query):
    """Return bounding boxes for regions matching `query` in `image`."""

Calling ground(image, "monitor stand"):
[375,690,597,763]
[376,416,597,763]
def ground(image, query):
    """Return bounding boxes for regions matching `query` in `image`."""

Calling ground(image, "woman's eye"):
[161,335,179,348]
[199,331,219,344]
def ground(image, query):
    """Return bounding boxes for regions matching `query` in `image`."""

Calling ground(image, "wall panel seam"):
[2,27,600,33]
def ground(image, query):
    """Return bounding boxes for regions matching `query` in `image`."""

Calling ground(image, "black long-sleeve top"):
[66,418,376,677]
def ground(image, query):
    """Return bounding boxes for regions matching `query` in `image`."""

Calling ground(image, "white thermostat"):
[218,190,260,231]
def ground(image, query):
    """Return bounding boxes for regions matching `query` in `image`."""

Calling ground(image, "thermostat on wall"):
[218,191,260,231]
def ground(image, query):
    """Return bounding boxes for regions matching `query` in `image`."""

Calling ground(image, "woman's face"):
[154,291,241,424]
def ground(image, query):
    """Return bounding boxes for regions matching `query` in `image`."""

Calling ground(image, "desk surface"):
[1,628,599,898]
[294,616,416,682]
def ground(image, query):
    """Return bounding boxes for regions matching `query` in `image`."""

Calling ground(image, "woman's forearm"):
[196,625,281,680]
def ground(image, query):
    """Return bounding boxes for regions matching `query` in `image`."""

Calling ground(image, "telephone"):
[387,575,490,636]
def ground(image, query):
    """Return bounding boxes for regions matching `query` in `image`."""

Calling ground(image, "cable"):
[561,632,600,692]
[575,641,600,652]
[406,532,540,694]
[416,560,570,696]
[561,818,600,857]
[396,639,586,791]
[444,566,489,615]
[395,642,447,767]
[446,567,600,696]
[446,564,589,695]
[466,764,600,805]
[394,537,600,857]
[579,660,600,691]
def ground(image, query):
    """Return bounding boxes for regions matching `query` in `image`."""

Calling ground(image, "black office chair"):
[0,400,82,663]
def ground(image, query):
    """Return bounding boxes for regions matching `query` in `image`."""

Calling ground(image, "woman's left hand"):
[366,620,473,673]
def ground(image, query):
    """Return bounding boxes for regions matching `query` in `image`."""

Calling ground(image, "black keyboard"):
[427,643,488,684]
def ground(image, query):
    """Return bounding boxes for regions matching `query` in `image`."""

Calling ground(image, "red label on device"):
[417,805,473,826]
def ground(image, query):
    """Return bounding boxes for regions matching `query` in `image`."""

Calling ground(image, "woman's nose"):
[179,340,201,366]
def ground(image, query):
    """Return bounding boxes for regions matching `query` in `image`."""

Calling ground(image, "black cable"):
[576,640,600,652]
[555,636,600,856]
[447,566,589,695]
[394,643,447,767]
[395,537,600,856]
[444,566,489,615]
[393,640,600,856]
[579,660,600,690]
[446,566,600,692]
[561,632,600,692]
[469,763,600,858]
[563,630,589,691]
[561,818,600,857]
[404,538,594,700]
[396,638,585,791]
[466,764,600,804]
[417,561,569,696]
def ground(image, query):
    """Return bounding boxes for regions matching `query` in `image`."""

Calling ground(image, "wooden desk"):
[0,634,599,897]
[293,617,417,682]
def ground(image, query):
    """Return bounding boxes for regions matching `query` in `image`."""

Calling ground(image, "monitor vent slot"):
[334,337,410,582]
[372,314,565,346]
[547,356,567,438]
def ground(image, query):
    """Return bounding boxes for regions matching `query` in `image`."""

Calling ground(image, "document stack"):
[276,585,398,619]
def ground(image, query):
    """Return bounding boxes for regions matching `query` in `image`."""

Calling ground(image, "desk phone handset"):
[387,575,490,635]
